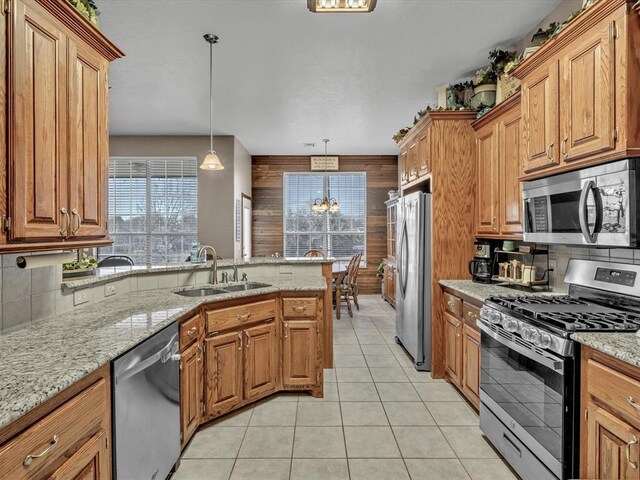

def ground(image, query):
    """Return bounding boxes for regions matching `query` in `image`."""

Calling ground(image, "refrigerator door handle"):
[397,219,408,298]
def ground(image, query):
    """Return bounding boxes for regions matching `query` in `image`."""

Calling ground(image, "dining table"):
[332,262,348,319]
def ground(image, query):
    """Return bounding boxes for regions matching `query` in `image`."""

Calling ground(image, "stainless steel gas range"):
[478,259,640,480]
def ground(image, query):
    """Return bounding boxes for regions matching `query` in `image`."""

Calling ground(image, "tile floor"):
[173,295,519,480]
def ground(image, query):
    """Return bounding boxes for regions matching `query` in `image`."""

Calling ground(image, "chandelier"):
[311,139,339,212]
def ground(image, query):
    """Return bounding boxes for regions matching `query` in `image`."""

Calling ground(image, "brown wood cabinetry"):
[383,198,398,308]
[180,341,202,448]
[444,311,462,386]
[581,346,640,479]
[2,0,122,250]
[472,94,523,239]
[243,321,278,400]
[282,319,318,388]
[461,323,480,409]
[382,259,396,307]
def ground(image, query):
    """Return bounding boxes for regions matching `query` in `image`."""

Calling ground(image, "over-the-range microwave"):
[522,159,640,247]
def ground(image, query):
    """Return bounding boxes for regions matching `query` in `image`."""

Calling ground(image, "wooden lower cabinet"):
[461,324,480,409]
[382,260,396,307]
[47,429,109,480]
[444,311,462,386]
[283,320,318,388]
[180,341,202,447]
[243,322,278,400]
[204,331,244,418]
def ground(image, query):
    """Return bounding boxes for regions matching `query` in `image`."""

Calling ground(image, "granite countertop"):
[0,276,326,430]
[438,279,559,304]
[62,257,333,289]
[572,332,640,369]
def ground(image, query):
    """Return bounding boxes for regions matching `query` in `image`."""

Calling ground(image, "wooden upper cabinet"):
[204,331,243,417]
[243,321,277,401]
[499,109,523,235]
[475,124,498,235]
[521,60,559,174]
[68,39,110,238]
[10,0,69,241]
[283,320,318,388]
[560,20,615,163]
[417,129,430,174]
[399,149,409,185]
[407,141,418,181]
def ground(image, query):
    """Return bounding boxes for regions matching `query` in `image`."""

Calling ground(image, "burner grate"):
[536,311,640,332]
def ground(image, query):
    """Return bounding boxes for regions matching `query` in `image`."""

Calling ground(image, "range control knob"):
[536,332,552,349]
[481,308,501,324]
[504,318,519,333]
[522,327,540,344]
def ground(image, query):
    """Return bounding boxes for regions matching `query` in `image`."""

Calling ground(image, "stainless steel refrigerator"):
[395,191,432,371]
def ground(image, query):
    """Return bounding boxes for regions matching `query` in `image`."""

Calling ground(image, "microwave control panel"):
[532,197,548,232]
[595,267,637,287]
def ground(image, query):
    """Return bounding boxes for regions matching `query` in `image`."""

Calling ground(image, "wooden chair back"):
[304,250,323,257]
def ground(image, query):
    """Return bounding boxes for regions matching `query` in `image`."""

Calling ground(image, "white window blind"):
[99,157,198,266]
[283,172,366,262]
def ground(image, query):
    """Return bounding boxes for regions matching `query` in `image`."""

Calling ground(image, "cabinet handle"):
[292,305,307,313]
[197,343,203,353]
[467,311,477,319]
[23,435,59,466]
[238,332,242,350]
[71,208,82,235]
[284,322,289,338]
[187,327,197,336]
[627,436,638,469]
[561,137,568,160]
[245,331,250,348]
[546,142,555,163]
[60,208,70,236]
[236,312,251,321]
[492,217,497,231]
[627,396,640,411]
[447,301,456,308]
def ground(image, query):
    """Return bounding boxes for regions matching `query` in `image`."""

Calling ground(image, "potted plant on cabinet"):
[471,67,497,108]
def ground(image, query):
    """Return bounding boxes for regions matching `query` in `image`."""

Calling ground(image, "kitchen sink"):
[221,282,271,292]
[175,287,228,297]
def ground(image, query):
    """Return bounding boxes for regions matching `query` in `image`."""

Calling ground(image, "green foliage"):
[376,260,385,279]
[488,49,518,76]
[63,253,98,271]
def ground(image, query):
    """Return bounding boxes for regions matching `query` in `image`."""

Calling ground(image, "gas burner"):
[536,310,640,332]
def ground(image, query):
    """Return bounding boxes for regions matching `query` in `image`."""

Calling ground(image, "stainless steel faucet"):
[197,245,218,284]
[232,265,239,282]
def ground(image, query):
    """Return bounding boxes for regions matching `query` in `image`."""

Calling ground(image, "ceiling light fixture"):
[307,0,376,13]
[311,139,339,212]
[200,33,224,171]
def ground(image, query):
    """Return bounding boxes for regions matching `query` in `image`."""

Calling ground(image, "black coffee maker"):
[469,241,493,284]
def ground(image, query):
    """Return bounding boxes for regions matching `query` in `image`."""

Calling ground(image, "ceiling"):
[100,0,561,156]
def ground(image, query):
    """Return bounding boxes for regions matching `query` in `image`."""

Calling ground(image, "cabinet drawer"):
[463,302,481,329]
[444,293,462,318]
[587,359,640,423]
[0,379,108,480]
[206,299,277,333]
[180,315,203,349]
[282,297,317,319]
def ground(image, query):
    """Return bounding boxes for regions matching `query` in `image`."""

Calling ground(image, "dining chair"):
[334,253,361,319]
[304,250,323,257]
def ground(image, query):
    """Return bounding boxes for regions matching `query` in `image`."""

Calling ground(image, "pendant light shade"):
[200,34,224,171]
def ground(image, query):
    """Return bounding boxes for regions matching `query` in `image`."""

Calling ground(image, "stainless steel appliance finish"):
[479,258,640,480]
[113,323,181,480]
[395,191,432,371]
[473,241,491,258]
[522,159,640,246]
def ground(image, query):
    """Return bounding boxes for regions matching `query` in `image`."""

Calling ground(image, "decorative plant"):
[503,58,521,76]
[472,67,497,87]
[489,49,518,77]
[63,252,98,271]
[68,0,100,27]
[376,261,385,279]
[447,81,474,109]
[413,107,428,125]
[392,127,411,144]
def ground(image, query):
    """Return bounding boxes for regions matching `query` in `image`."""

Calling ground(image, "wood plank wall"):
[251,156,398,294]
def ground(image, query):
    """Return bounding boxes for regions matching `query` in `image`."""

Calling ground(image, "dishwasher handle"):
[116,335,179,383]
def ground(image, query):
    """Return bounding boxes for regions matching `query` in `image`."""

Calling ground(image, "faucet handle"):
[241,273,248,282]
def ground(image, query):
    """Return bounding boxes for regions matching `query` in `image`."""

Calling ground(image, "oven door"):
[478,321,576,480]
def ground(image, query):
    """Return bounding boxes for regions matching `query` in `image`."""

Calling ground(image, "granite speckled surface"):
[572,332,640,368]
[438,279,556,304]
[0,276,326,429]
[62,257,331,289]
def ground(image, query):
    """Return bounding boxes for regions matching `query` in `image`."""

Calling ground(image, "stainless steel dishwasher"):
[113,323,180,480]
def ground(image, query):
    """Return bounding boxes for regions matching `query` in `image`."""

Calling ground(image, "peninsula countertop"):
[0,276,326,430]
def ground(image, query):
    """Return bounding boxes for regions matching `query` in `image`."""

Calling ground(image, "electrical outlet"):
[279,265,293,275]
[105,284,116,297]
[74,290,90,306]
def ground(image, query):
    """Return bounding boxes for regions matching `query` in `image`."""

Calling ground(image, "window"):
[283,172,366,262]
[99,157,198,266]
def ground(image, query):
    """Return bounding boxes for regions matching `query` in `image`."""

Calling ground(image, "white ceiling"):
[100,0,561,156]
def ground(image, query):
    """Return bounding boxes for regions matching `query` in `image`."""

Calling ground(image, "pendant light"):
[311,139,339,212]
[200,34,224,171]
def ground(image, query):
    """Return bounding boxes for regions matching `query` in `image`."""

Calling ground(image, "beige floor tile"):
[383,402,435,426]
[265,392,300,402]
[376,382,421,401]
[413,382,464,402]
[290,459,349,480]
[238,427,294,458]
[183,426,246,459]
[338,382,380,402]
[333,344,362,355]
[230,459,290,480]
[296,402,342,426]
[335,368,373,383]
[365,354,401,367]
[393,353,416,367]
[425,402,479,426]
[212,406,253,427]
[348,459,410,480]
[249,401,297,426]
[334,354,367,368]
[405,459,471,480]
[360,344,392,354]
[392,426,456,458]
[460,458,519,480]
[299,382,339,402]
[369,367,410,383]
[356,333,386,345]
[440,427,499,459]
[171,459,235,480]
[293,426,347,458]
[403,367,445,383]
[344,426,401,458]
[341,401,389,426]
[324,368,337,382]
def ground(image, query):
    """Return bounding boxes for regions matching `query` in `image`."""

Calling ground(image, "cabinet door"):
[408,141,418,181]
[389,266,396,305]
[283,320,318,388]
[11,0,69,240]
[180,341,202,447]
[205,331,243,417]
[476,124,499,235]
[560,21,615,163]
[444,312,462,386]
[521,61,560,174]
[68,39,109,238]
[586,403,640,480]
[400,149,409,185]
[461,324,480,409]
[417,128,430,174]
[47,429,110,480]
[243,321,278,401]
[499,111,523,235]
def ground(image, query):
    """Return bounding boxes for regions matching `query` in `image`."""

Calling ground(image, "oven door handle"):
[477,320,565,374]
[579,180,600,244]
